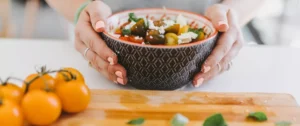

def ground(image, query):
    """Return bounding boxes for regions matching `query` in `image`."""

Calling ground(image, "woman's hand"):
[193,4,244,87]
[74,1,127,85]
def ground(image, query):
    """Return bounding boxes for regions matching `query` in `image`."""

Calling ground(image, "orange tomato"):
[21,90,61,125]
[55,67,85,85]
[22,73,56,92]
[0,83,23,104]
[0,99,24,126]
[55,80,90,113]
[197,31,205,41]
[178,25,190,35]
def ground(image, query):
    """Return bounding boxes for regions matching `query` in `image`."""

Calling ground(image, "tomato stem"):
[54,69,77,81]
[61,72,72,82]
[24,72,48,93]
[4,77,27,86]
[38,73,51,92]
[24,68,77,93]
[61,69,77,80]
[35,65,49,74]
[0,99,2,105]
[1,77,12,86]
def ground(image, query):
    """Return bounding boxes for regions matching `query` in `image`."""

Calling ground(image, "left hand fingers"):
[205,4,230,32]
[193,36,243,87]
[201,9,239,74]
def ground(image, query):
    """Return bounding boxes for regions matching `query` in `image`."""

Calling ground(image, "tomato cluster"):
[0,66,91,126]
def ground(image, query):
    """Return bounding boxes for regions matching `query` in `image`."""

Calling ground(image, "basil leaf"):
[247,112,267,122]
[171,113,189,126]
[203,113,227,126]
[122,29,131,36]
[275,121,292,126]
[127,117,145,125]
[129,13,141,22]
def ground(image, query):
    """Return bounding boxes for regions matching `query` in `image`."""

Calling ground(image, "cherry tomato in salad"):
[165,24,180,34]
[128,35,144,44]
[178,25,190,35]
[165,33,179,46]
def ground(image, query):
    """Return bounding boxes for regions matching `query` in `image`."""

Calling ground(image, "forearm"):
[222,0,267,26]
[45,0,88,22]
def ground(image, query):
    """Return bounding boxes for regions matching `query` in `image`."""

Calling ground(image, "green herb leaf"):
[129,12,141,22]
[188,28,203,34]
[122,29,131,36]
[171,113,189,126]
[203,113,227,126]
[275,121,292,126]
[247,112,267,122]
[127,117,145,125]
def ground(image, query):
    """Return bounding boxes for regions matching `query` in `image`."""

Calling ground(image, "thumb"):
[205,4,229,32]
[86,1,112,32]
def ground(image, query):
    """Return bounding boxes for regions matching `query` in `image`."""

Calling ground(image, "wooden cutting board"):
[51,89,300,126]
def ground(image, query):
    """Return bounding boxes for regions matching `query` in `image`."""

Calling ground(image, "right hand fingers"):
[75,3,117,65]
[75,40,127,85]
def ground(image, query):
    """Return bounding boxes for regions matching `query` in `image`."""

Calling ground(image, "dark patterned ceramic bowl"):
[100,8,219,90]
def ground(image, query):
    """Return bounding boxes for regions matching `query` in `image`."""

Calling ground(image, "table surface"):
[0,38,299,103]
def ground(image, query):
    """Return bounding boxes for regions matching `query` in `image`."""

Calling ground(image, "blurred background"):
[1,0,300,47]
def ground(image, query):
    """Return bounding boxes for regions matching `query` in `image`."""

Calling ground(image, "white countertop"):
[1,38,299,104]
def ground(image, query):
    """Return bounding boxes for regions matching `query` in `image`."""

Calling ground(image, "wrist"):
[74,0,93,25]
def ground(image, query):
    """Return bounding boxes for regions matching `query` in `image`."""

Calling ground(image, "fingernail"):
[117,78,125,85]
[203,66,211,73]
[96,21,105,31]
[107,57,114,65]
[113,80,118,84]
[115,71,123,78]
[218,21,228,31]
[194,78,204,87]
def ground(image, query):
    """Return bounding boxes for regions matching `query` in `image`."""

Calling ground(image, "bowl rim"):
[103,8,218,49]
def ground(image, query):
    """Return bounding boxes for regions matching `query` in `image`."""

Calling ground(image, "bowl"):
[100,8,219,90]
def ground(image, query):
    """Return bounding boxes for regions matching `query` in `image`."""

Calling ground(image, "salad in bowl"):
[101,8,218,90]
[111,12,210,46]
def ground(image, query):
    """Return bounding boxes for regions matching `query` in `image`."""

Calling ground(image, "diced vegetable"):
[247,112,267,122]
[165,33,178,46]
[131,19,147,37]
[203,113,227,126]
[121,29,131,36]
[127,117,145,125]
[170,113,189,126]
[129,13,141,22]
[146,30,165,45]
[178,25,189,35]
[165,24,180,34]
